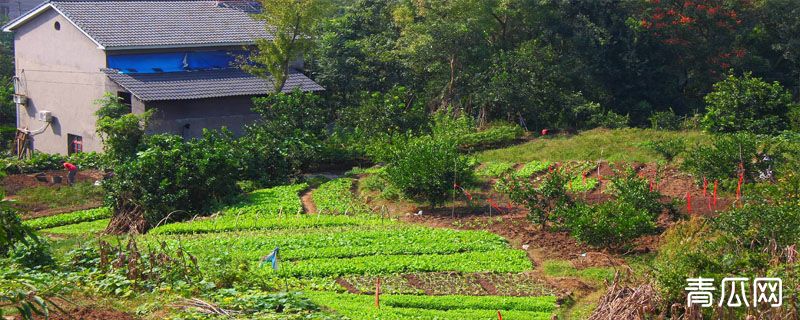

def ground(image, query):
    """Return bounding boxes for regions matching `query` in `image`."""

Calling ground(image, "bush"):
[496,169,571,227]
[0,202,35,257]
[7,238,54,269]
[104,131,242,233]
[557,200,657,247]
[458,124,524,151]
[648,109,682,130]
[95,93,152,163]
[702,72,798,135]
[681,132,778,185]
[639,138,685,162]
[606,168,664,216]
[384,136,474,207]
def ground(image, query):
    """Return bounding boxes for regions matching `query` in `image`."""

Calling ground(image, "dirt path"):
[300,189,317,214]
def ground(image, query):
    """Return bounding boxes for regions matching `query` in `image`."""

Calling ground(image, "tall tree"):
[247,0,333,92]
[761,0,800,95]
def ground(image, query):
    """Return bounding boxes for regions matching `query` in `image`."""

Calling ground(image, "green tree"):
[94,93,152,163]
[762,0,800,93]
[392,0,497,108]
[247,90,328,172]
[702,72,797,134]
[313,0,412,110]
[247,0,333,92]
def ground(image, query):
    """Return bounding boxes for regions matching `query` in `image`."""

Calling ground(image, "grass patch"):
[476,128,708,163]
[13,182,103,211]
[542,260,615,284]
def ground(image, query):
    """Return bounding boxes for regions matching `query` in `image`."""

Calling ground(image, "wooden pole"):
[375,277,381,309]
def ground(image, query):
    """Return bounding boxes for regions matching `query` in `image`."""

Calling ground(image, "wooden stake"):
[713,180,718,208]
[686,192,692,214]
[497,310,503,320]
[703,177,708,197]
[375,277,381,309]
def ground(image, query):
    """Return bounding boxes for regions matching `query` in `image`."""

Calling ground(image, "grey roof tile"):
[104,68,324,101]
[48,0,273,49]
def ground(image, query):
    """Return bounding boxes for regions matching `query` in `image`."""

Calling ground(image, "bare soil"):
[14,307,136,320]
[2,170,104,196]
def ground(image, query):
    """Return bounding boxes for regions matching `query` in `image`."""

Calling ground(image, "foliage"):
[458,124,524,151]
[702,72,798,134]
[6,239,54,269]
[2,152,105,174]
[384,135,474,207]
[104,131,242,233]
[639,138,686,162]
[247,91,328,172]
[606,168,665,216]
[557,200,657,247]
[94,93,152,163]
[565,176,599,193]
[0,200,35,257]
[246,0,332,91]
[476,162,515,178]
[648,109,682,130]
[23,207,110,230]
[496,169,571,227]
[514,161,553,178]
[312,178,369,214]
[0,273,64,320]
[338,86,427,141]
[681,132,778,185]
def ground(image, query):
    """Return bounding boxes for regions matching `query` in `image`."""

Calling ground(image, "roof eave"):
[105,42,256,51]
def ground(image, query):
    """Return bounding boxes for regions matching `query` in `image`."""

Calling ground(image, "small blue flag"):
[260,247,280,270]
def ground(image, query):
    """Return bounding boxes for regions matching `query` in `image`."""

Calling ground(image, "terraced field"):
[28,178,559,318]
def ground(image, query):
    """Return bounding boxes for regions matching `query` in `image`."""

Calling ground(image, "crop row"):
[41,219,109,235]
[311,178,369,214]
[24,207,110,230]
[223,184,306,217]
[566,176,600,193]
[156,226,510,262]
[515,160,553,178]
[306,292,555,320]
[254,249,532,278]
[476,162,516,178]
[149,184,312,234]
[148,214,383,235]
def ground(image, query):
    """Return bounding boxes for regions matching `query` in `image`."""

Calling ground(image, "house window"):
[68,134,83,155]
[54,21,61,30]
[117,91,132,113]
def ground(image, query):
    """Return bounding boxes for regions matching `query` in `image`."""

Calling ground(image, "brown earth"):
[2,170,104,196]
[14,307,136,320]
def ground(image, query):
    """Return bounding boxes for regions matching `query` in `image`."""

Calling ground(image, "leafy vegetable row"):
[311,178,369,214]
[23,207,110,230]
[306,292,554,320]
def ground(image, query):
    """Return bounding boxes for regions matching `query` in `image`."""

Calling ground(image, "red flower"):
[679,15,693,24]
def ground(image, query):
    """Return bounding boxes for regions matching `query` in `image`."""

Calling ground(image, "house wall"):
[14,8,107,154]
[145,96,259,139]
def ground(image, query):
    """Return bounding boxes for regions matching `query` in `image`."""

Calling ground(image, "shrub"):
[0,202,35,257]
[681,132,778,185]
[384,136,474,207]
[639,138,685,162]
[247,90,328,172]
[702,72,798,134]
[458,124,524,151]
[7,238,54,269]
[496,170,571,227]
[339,86,427,140]
[606,168,664,216]
[648,109,682,130]
[714,204,800,249]
[95,93,152,163]
[104,131,242,233]
[588,109,629,129]
[557,200,657,247]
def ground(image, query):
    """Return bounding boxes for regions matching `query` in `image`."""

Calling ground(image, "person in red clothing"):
[63,162,78,185]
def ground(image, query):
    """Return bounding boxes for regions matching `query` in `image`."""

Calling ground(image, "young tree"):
[247,0,333,92]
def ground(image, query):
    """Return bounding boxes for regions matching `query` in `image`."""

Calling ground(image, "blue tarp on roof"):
[107,51,245,74]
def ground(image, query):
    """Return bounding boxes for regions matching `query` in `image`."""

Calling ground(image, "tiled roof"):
[6,0,273,49]
[104,68,324,101]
